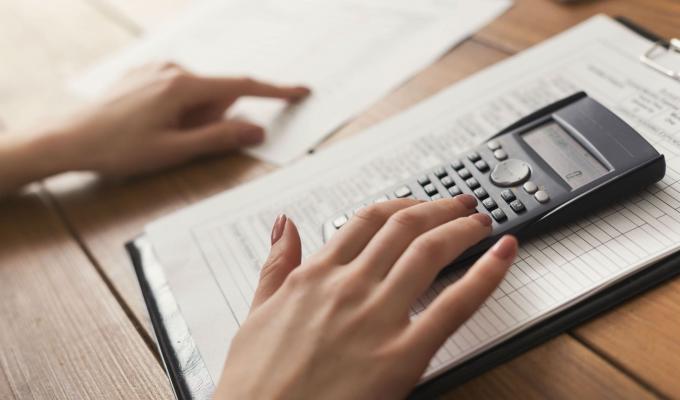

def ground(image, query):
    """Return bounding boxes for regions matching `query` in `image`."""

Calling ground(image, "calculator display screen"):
[523,123,609,189]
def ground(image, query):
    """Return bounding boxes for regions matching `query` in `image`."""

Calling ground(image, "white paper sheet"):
[71,0,511,165]
[145,15,680,383]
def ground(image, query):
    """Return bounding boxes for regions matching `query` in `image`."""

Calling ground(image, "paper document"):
[72,0,511,164]
[145,15,680,383]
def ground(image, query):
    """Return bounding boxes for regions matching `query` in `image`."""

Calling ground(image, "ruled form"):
[145,15,680,383]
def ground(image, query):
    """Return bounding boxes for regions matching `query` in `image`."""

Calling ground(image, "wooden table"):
[1,0,679,398]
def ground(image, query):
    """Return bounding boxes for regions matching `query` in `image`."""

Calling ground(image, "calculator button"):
[466,178,480,189]
[475,160,489,172]
[523,181,538,194]
[448,186,462,196]
[417,175,430,186]
[424,183,438,196]
[501,189,515,202]
[394,186,412,198]
[451,159,464,170]
[535,190,550,203]
[473,187,488,199]
[434,167,447,178]
[430,193,443,201]
[333,215,348,229]
[374,195,389,203]
[491,209,507,222]
[482,197,497,210]
[493,149,508,160]
[458,168,472,179]
[487,140,501,150]
[467,151,481,162]
[510,199,526,213]
[440,176,455,188]
[490,159,531,187]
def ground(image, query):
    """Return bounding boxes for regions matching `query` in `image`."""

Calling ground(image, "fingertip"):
[237,126,265,146]
[469,212,492,227]
[454,194,477,209]
[287,86,312,102]
[489,235,518,260]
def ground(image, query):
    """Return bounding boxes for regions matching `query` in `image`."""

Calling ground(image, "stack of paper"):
[72,0,512,164]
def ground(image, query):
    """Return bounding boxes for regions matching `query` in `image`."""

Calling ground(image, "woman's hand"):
[215,195,518,399]
[60,63,309,177]
[0,63,310,195]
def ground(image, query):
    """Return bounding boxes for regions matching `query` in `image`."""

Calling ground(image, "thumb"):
[251,215,302,311]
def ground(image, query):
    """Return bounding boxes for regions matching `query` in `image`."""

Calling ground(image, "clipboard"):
[126,17,680,400]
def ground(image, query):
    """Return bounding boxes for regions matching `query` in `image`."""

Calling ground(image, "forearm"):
[0,128,77,195]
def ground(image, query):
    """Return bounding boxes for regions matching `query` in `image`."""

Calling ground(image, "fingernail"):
[238,128,265,146]
[271,214,287,245]
[491,235,518,260]
[469,213,492,227]
[456,194,477,209]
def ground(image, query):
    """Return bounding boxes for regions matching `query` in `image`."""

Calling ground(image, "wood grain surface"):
[0,188,172,399]
[1,0,679,398]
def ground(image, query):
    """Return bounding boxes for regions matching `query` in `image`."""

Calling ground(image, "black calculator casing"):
[322,92,666,266]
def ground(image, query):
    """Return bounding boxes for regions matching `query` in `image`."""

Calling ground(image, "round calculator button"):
[535,190,550,203]
[523,181,538,194]
[487,140,501,150]
[493,149,508,160]
[490,159,531,187]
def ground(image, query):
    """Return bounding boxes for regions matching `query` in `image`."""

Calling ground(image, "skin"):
[216,195,517,399]
[0,63,309,194]
[1,63,518,398]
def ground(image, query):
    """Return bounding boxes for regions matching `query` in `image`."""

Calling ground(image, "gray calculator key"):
[394,186,412,198]
[417,175,430,186]
[333,215,348,229]
[451,159,464,170]
[475,160,489,172]
[487,140,501,150]
[474,187,488,199]
[491,208,507,222]
[510,199,526,213]
[466,177,480,189]
[501,189,515,202]
[467,151,481,162]
[374,195,389,203]
[482,197,497,210]
[424,183,437,196]
[523,181,538,194]
[458,168,472,179]
[440,176,454,188]
[490,159,531,187]
[434,167,447,178]
[431,193,443,200]
[535,190,550,203]
[493,149,508,160]
[448,186,462,196]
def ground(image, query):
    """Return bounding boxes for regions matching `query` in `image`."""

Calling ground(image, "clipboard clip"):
[640,38,680,81]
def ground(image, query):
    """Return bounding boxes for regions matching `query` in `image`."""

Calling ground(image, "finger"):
[168,119,265,160]
[181,76,311,105]
[321,199,422,265]
[251,215,302,311]
[354,195,478,279]
[404,235,517,358]
[380,213,492,308]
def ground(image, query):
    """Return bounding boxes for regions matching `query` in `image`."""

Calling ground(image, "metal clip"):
[640,38,680,81]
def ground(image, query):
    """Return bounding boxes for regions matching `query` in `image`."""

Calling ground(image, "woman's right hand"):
[216,194,518,399]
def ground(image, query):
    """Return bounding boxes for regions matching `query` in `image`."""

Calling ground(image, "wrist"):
[0,126,80,194]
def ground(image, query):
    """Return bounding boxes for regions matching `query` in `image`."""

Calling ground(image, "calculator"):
[322,92,666,265]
